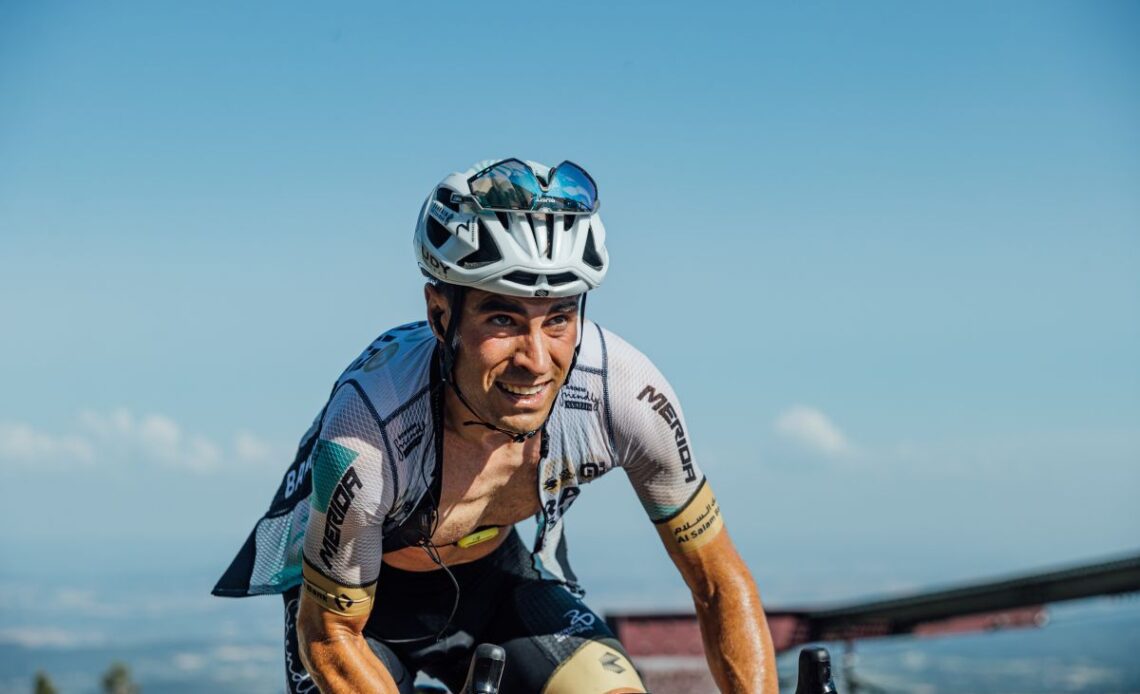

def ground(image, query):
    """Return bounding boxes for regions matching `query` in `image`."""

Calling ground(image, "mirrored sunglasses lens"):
[470,160,539,210]
[543,163,597,212]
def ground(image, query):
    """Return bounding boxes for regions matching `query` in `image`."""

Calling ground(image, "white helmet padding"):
[414,160,608,298]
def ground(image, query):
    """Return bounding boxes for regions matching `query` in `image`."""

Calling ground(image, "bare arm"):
[664,527,779,693]
[296,590,400,694]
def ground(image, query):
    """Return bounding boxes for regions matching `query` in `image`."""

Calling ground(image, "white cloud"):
[0,409,277,473]
[0,626,107,648]
[773,405,854,458]
[56,589,118,618]
[174,652,207,672]
[0,422,95,466]
[234,431,274,464]
[77,409,223,472]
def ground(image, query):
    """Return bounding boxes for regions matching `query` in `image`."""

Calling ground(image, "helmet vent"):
[495,211,511,229]
[435,188,460,212]
[426,216,450,249]
[503,271,539,286]
[582,227,604,271]
[457,221,503,268]
[544,214,555,259]
[547,272,577,286]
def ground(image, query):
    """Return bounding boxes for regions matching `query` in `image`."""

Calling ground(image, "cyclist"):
[214,159,779,693]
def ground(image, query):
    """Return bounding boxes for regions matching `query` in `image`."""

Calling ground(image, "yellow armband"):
[654,480,724,553]
[301,557,376,617]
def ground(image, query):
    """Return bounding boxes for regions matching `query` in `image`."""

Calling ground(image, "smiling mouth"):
[496,382,549,397]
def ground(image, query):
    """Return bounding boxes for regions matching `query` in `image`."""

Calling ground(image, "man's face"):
[427,286,580,436]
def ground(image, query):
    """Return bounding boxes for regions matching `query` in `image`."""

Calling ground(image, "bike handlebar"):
[795,646,838,694]
[461,643,506,694]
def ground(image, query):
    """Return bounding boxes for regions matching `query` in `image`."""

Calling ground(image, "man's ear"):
[424,284,451,341]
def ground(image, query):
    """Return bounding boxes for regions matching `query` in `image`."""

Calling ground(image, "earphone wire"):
[384,292,589,644]
[374,349,461,645]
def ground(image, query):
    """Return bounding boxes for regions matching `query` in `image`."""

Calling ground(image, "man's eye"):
[489,315,513,327]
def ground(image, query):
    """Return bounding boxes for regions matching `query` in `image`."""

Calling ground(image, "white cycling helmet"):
[414,159,609,298]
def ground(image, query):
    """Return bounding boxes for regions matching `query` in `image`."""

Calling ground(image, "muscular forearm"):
[296,593,399,694]
[692,569,779,693]
[299,630,398,694]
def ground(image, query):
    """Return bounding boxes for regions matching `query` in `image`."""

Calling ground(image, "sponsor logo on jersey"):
[394,421,425,460]
[333,592,358,612]
[543,467,575,492]
[543,640,644,690]
[347,333,402,373]
[673,495,721,547]
[637,385,696,483]
[657,480,724,553]
[579,460,607,479]
[301,559,376,618]
[319,466,363,569]
[599,651,627,674]
[362,342,400,372]
[544,486,581,527]
[284,455,313,499]
[554,608,597,642]
[560,384,598,411]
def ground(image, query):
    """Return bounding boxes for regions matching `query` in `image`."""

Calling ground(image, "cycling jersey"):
[213,319,724,610]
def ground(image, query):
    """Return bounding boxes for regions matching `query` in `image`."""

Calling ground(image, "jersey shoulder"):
[574,320,655,376]
[320,320,437,505]
[333,321,436,421]
[576,321,674,410]
[579,321,705,519]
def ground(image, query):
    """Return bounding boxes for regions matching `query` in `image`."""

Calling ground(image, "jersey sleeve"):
[301,382,394,617]
[605,330,725,553]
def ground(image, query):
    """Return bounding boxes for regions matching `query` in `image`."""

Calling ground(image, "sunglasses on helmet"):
[460,159,599,214]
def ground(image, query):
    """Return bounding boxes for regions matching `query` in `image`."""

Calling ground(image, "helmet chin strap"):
[450,383,539,444]
[435,288,588,452]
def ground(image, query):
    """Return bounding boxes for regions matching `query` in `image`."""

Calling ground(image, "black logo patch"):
[320,466,363,569]
[637,385,695,483]
[560,384,598,411]
[395,422,425,459]
[579,461,607,480]
[600,651,626,674]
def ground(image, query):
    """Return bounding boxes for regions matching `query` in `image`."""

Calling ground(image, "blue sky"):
[1,0,1138,625]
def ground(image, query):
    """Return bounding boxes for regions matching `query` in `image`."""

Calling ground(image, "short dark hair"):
[433,281,464,311]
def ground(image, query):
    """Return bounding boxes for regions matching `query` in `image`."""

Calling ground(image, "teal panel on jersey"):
[642,501,683,522]
[310,439,359,513]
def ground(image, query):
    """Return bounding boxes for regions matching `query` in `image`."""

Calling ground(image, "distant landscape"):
[3,566,1137,693]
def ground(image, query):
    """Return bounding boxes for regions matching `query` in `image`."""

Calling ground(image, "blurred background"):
[1,1,1137,692]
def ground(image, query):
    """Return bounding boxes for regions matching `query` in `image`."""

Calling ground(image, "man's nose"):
[513,323,552,375]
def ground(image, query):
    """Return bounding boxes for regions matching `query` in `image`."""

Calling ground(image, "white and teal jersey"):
[213,319,712,600]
